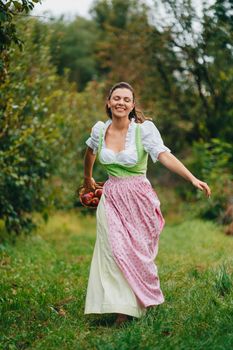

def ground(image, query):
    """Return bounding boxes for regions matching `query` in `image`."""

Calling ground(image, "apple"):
[81,192,94,205]
[95,189,103,199]
[90,197,99,207]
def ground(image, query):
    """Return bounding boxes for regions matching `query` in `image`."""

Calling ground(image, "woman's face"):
[107,88,135,119]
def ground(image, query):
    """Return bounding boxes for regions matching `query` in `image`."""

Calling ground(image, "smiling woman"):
[82,81,211,326]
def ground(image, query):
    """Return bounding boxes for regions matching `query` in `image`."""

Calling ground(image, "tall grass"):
[1,211,233,350]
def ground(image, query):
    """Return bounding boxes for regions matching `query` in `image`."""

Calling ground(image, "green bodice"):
[97,124,148,177]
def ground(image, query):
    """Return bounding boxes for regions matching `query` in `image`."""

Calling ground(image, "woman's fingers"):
[95,185,102,189]
[83,177,96,191]
[199,182,211,197]
[82,180,105,195]
[82,182,104,197]
[192,179,211,197]
[203,183,211,197]
[82,186,94,194]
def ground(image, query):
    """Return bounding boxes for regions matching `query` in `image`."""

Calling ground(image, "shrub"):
[192,138,233,222]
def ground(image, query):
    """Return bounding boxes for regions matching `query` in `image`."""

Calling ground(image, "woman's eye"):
[113,96,131,102]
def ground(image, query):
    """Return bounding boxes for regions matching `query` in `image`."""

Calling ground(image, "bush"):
[0,18,108,234]
[192,138,233,222]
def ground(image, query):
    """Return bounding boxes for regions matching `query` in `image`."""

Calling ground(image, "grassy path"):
[1,211,233,350]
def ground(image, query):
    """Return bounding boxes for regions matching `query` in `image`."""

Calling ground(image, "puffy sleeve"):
[85,121,105,154]
[141,120,171,163]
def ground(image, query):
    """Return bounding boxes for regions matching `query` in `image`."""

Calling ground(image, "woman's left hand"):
[158,152,211,198]
[191,178,211,198]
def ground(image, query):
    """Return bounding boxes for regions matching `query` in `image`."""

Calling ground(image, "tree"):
[49,16,99,91]
[0,17,107,233]
[152,0,233,143]
[0,0,41,80]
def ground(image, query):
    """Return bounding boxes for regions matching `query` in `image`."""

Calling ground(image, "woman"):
[83,82,211,326]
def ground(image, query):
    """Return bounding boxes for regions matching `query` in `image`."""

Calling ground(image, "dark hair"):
[105,82,146,123]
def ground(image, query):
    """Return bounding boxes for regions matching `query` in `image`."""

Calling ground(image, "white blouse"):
[86,118,171,165]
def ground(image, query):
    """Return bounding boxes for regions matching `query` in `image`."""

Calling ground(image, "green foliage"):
[0,19,80,232]
[0,17,108,233]
[49,17,99,91]
[90,0,151,84]
[0,0,40,50]
[89,0,233,148]
[0,19,62,232]
[0,0,41,79]
[192,138,233,221]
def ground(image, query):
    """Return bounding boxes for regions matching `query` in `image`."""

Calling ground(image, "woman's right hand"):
[83,177,97,193]
[83,177,102,193]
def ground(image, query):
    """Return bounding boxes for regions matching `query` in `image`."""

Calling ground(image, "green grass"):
[1,211,233,350]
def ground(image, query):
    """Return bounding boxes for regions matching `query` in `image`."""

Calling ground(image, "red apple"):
[90,197,99,207]
[81,192,94,205]
[95,188,103,199]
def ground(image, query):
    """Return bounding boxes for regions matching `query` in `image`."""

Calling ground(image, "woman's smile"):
[115,106,126,111]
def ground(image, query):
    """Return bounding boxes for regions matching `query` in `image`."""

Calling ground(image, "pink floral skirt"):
[103,174,165,308]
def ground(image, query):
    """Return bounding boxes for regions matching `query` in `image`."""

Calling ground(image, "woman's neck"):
[111,117,131,131]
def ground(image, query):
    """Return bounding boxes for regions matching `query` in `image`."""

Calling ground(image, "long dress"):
[84,118,171,318]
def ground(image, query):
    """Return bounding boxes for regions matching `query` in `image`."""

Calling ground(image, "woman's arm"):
[83,147,97,191]
[158,151,211,197]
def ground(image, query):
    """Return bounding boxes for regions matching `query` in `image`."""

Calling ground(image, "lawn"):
[1,210,233,350]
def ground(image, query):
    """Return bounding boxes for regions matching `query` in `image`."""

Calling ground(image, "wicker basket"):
[78,181,105,209]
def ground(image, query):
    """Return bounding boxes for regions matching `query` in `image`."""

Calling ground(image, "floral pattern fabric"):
[103,174,165,307]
